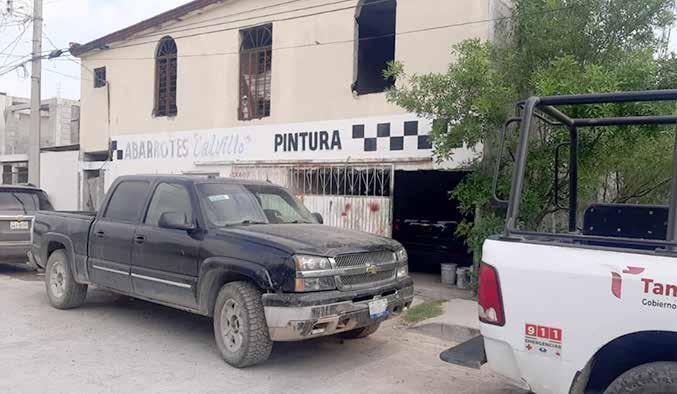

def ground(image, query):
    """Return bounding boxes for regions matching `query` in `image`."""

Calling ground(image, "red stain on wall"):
[368,202,380,213]
[341,203,352,218]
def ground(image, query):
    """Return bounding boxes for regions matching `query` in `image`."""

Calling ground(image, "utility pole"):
[28,0,42,186]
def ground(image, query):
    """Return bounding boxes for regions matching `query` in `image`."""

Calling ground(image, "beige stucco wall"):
[80,0,497,153]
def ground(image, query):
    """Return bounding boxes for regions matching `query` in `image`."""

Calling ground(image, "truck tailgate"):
[0,215,33,244]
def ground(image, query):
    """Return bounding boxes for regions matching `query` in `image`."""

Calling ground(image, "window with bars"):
[154,36,178,117]
[94,67,106,88]
[239,24,272,121]
[289,167,392,197]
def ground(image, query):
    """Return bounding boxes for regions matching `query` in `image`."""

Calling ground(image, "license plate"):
[10,221,29,231]
[368,298,388,319]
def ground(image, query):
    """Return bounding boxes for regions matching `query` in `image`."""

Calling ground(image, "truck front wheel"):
[45,250,87,309]
[213,281,273,368]
[604,362,677,394]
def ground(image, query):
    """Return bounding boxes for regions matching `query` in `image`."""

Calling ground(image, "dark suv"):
[0,185,52,265]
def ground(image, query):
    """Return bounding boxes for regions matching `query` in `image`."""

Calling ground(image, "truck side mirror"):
[312,212,324,224]
[159,212,195,231]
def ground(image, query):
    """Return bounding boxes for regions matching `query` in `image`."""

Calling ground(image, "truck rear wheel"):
[340,323,381,339]
[45,250,87,309]
[213,281,273,368]
[604,362,677,394]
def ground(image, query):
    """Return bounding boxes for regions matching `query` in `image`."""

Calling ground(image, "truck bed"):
[32,210,97,270]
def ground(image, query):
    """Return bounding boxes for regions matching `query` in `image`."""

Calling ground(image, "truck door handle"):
[95,231,105,238]
[134,235,145,244]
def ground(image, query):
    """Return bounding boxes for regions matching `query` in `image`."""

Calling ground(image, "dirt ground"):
[0,264,525,394]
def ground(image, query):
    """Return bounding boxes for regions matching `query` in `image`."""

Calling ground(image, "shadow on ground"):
[0,263,42,282]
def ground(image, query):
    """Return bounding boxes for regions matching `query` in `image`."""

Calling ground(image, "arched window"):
[353,0,397,95]
[155,36,178,117]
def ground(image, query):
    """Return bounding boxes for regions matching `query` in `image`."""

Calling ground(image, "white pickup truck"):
[442,90,677,394]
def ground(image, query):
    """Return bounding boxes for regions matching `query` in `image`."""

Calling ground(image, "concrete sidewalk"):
[410,273,480,343]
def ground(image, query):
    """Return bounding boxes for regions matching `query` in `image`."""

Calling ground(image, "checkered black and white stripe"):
[352,120,432,152]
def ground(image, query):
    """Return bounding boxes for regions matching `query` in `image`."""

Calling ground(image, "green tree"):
[386,0,676,260]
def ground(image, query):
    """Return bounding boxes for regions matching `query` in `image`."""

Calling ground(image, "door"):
[131,182,200,308]
[89,180,151,293]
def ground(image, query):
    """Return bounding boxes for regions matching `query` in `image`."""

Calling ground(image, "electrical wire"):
[0,24,29,67]
[77,4,578,64]
[95,0,399,53]
[126,0,359,42]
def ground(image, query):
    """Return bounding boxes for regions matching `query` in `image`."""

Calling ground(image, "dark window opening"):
[354,0,396,95]
[94,67,106,88]
[154,36,178,117]
[17,167,27,184]
[392,170,473,273]
[239,24,272,120]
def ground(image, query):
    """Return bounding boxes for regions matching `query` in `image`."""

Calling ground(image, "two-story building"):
[72,0,510,271]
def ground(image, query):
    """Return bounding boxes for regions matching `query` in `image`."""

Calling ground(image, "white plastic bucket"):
[440,263,457,286]
[456,267,469,289]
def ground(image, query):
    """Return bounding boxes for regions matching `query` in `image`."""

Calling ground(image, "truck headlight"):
[395,248,408,262]
[294,255,336,292]
[294,255,332,271]
[397,264,409,278]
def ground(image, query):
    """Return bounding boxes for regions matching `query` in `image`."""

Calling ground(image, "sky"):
[0,0,191,100]
[0,0,676,101]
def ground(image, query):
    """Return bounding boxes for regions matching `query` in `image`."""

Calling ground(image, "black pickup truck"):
[30,175,413,367]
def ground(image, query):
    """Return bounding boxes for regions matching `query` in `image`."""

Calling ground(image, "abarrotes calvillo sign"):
[110,114,434,166]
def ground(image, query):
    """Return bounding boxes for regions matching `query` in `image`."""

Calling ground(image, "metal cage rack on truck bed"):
[495,89,677,254]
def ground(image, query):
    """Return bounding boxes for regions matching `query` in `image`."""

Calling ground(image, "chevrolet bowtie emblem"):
[366,264,378,275]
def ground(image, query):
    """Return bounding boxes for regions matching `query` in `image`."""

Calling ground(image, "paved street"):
[0,264,523,394]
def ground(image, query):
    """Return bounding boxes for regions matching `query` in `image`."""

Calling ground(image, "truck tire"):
[604,362,677,394]
[213,281,273,368]
[341,323,381,339]
[45,250,87,309]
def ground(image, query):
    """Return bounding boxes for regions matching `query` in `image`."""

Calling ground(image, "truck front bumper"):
[262,278,414,341]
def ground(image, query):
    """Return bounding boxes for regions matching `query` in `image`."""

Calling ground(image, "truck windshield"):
[0,190,53,213]
[197,183,316,227]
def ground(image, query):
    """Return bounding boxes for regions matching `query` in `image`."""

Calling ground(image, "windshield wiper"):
[287,220,313,224]
[227,220,268,226]
[10,193,27,214]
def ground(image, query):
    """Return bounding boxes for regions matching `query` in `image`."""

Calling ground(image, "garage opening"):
[392,170,472,274]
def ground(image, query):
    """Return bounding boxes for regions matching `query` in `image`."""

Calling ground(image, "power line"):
[103,0,393,53]
[79,4,578,63]
[44,66,86,81]
[0,24,29,67]
[128,0,357,42]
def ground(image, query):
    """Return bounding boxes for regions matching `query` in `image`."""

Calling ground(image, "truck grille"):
[334,251,397,290]
[334,251,395,268]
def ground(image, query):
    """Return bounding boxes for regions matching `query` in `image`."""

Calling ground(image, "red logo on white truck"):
[525,324,563,359]
[610,266,645,299]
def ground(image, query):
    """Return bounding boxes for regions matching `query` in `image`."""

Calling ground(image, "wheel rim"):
[50,261,66,299]
[221,299,244,352]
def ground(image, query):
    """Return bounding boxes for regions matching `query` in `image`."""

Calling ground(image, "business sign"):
[110,113,435,165]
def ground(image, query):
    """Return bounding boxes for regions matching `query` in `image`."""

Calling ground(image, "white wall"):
[40,150,80,210]
[78,0,495,153]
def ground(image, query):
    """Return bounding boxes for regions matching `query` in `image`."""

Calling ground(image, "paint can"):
[456,267,470,289]
[440,263,457,286]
